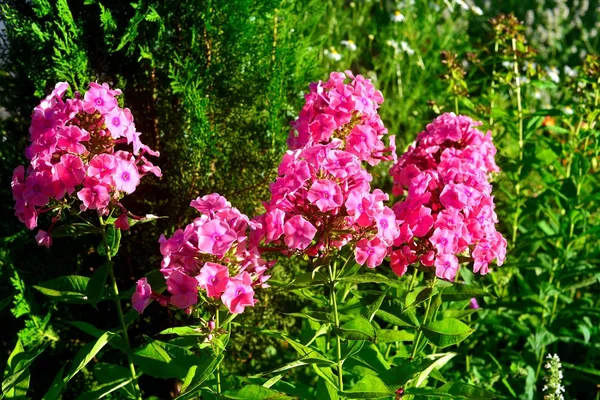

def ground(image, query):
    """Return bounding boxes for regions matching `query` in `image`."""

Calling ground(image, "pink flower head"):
[197,219,237,256]
[166,270,198,309]
[429,227,458,255]
[221,272,256,314]
[469,298,480,309]
[190,193,231,215]
[77,178,111,211]
[83,82,118,113]
[23,174,52,207]
[439,183,468,210]
[57,125,89,154]
[197,262,230,298]
[35,230,52,248]
[56,154,85,194]
[132,277,152,313]
[283,215,317,250]
[375,207,399,245]
[307,179,343,212]
[114,158,141,194]
[355,238,387,268]
[105,108,131,139]
[115,213,130,230]
[435,254,459,281]
[264,208,285,243]
[87,154,118,185]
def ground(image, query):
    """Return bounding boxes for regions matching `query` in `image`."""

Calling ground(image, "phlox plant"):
[7,81,162,400]
[5,75,506,399]
[120,71,507,399]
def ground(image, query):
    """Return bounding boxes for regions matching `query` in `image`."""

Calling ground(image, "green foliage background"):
[0,0,599,398]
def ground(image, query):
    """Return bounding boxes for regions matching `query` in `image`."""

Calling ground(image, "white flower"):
[472,5,483,15]
[546,66,560,83]
[391,10,406,22]
[324,47,342,62]
[564,106,574,115]
[400,41,415,56]
[502,61,515,69]
[455,0,470,11]
[386,39,399,51]
[340,39,357,52]
[564,65,577,78]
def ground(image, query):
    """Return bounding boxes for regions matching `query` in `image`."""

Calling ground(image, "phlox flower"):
[56,154,86,194]
[56,126,89,154]
[307,179,343,212]
[197,220,237,256]
[35,230,52,248]
[12,81,160,247]
[167,270,198,309]
[132,278,152,313]
[77,178,111,211]
[221,272,256,314]
[435,254,459,281]
[83,82,118,114]
[197,262,230,298]
[114,159,140,194]
[135,193,272,316]
[355,238,388,268]
[390,113,506,280]
[283,215,317,250]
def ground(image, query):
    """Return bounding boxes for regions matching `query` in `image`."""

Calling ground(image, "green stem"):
[511,37,524,247]
[410,277,437,359]
[489,41,499,127]
[328,263,343,392]
[216,311,222,394]
[99,218,142,400]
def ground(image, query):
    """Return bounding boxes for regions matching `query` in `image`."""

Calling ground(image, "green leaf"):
[343,376,394,398]
[158,326,205,336]
[406,381,498,399]
[75,378,133,400]
[338,274,396,285]
[415,353,457,387]
[51,223,100,238]
[222,384,291,399]
[317,376,339,400]
[175,353,224,399]
[133,338,200,380]
[336,316,376,341]
[67,321,126,352]
[98,225,121,257]
[440,309,479,320]
[375,309,415,328]
[42,331,116,400]
[422,318,473,348]
[441,284,489,301]
[375,329,414,343]
[380,358,436,387]
[2,340,47,398]
[406,286,437,308]
[34,275,89,304]
[367,289,389,322]
[93,362,136,398]
[86,262,111,307]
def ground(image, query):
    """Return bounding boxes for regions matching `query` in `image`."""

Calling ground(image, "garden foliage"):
[0,0,599,399]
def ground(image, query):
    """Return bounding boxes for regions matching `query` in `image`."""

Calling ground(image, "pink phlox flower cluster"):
[389,113,507,280]
[255,71,400,267]
[11,82,161,246]
[287,70,395,166]
[132,194,273,315]
[253,141,399,267]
